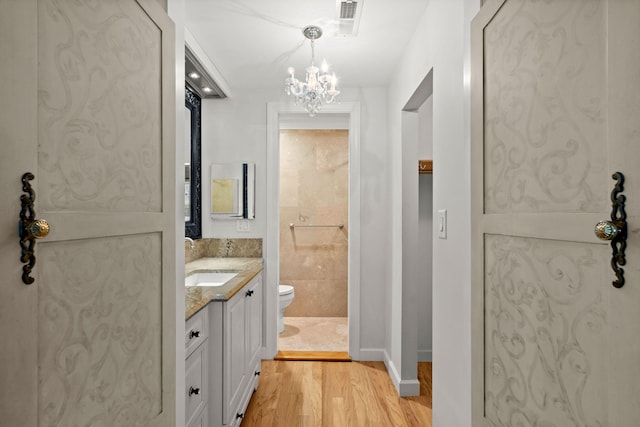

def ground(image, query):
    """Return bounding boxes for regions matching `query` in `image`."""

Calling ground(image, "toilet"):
[278,284,295,333]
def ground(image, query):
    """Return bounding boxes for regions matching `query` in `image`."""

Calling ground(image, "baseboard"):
[357,348,386,361]
[262,345,277,360]
[383,350,421,397]
[418,349,432,362]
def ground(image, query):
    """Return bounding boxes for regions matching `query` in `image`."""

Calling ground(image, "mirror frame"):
[185,85,202,239]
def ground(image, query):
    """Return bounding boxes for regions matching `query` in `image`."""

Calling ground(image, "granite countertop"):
[185,257,263,319]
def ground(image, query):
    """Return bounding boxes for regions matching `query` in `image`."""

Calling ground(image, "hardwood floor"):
[274,351,352,362]
[241,361,432,427]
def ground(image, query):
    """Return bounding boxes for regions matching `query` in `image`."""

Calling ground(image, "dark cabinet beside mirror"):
[185,86,202,239]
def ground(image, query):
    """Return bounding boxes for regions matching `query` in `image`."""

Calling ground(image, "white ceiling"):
[185,0,430,90]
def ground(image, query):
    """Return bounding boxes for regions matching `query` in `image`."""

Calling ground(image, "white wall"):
[418,96,433,160]
[200,87,391,355]
[200,89,270,239]
[388,0,479,424]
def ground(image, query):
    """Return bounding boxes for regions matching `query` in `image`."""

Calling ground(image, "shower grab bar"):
[289,223,344,230]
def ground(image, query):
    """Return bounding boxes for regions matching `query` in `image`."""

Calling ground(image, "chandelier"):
[285,26,340,117]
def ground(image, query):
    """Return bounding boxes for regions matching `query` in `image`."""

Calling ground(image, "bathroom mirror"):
[185,86,202,238]
[210,163,255,219]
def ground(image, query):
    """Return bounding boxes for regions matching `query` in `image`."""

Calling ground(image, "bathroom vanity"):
[184,258,263,427]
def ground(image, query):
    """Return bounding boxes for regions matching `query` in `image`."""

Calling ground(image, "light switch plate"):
[236,220,250,232]
[437,209,447,239]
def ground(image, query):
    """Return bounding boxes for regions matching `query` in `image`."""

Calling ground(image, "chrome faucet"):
[185,237,195,250]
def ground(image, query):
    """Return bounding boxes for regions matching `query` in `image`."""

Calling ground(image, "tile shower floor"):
[278,317,348,352]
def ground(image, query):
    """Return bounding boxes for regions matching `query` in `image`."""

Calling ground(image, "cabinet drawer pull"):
[188,386,200,396]
[236,413,244,420]
[255,370,261,376]
[245,289,254,297]
[189,330,200,339]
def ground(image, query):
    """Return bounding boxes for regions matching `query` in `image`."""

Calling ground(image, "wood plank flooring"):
[241,361,432,427]
[274,351,352,362]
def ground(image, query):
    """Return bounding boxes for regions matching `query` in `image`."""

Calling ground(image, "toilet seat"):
[279,284,294,296]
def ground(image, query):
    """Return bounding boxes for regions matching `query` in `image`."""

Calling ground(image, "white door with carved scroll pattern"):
[471,0,640,426]
[0,1,175,426]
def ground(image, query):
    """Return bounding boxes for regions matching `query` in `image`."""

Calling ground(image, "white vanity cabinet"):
[208,271,263,426]
[185,308,209,427]
[245,273,263,387]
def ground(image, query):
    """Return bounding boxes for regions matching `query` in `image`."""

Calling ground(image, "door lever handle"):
[19,172,50,285]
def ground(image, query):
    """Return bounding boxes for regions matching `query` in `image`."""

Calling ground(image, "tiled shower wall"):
[279,129,348,317]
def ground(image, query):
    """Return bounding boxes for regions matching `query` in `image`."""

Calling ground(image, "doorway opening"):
[265,103,361,361]
[416,95,433,365]
[277,125,349,356]
[393,68,433,399]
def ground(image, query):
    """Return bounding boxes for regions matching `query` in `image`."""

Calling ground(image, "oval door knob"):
[595,220,621,241]
[27,218,50,239]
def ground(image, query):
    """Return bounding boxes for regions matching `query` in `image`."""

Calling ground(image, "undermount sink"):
[185,271,239,287]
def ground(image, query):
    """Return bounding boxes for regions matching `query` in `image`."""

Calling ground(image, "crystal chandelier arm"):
[290,81,305,97]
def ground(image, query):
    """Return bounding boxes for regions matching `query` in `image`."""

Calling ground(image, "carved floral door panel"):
[0,1,176,426]
[472,0,640,426]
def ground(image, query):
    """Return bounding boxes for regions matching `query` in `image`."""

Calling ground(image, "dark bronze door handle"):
[594,172,627,288]
[19,172,50,285]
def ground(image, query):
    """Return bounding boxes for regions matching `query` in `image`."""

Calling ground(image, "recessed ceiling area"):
[185,0,430,90]
[185,46,226,98]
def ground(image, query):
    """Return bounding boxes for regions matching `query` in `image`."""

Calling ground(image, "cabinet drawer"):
[185,343,208,425]
[185,308,208,357]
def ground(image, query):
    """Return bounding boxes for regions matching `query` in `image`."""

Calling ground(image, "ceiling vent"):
[336,0,364,37]
[340,1,358,19]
